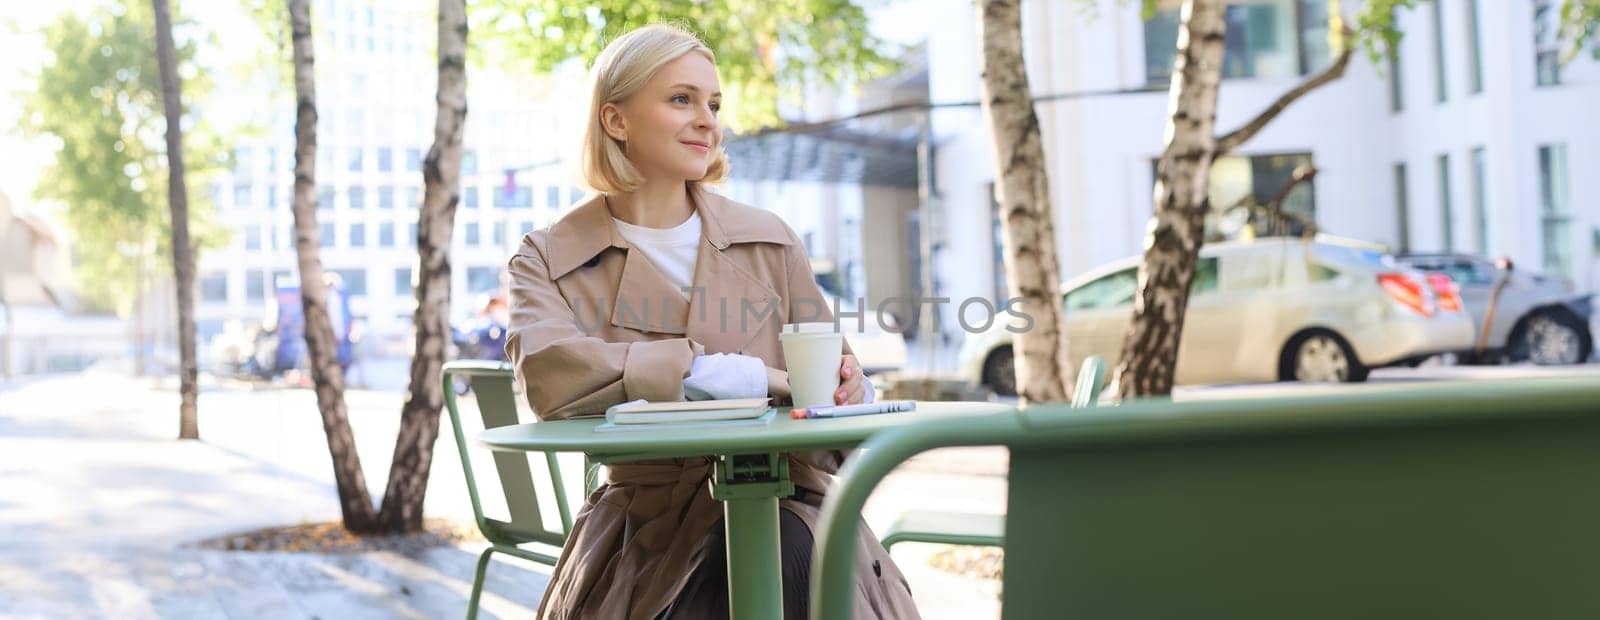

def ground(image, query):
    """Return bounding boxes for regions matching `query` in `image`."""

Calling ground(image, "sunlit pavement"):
[0,370,1009,618]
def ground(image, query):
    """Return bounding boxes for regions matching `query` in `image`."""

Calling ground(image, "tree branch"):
[1214,38,1355,158]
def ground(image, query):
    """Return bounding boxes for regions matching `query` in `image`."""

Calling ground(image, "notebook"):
[603,397,773,425]
[594,408,777,433]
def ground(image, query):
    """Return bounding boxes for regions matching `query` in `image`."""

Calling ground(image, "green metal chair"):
[443,360,574,619]
[815,376,1600,618]
[878,356,1107,550]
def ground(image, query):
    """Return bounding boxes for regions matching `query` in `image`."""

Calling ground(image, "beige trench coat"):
[505,184,920,619]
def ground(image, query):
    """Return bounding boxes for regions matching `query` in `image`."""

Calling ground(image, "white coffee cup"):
[779,322,843,409]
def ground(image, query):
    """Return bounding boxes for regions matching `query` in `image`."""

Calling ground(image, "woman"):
[505,23,919,620]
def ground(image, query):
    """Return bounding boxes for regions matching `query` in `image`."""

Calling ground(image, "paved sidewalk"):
[0,370,1006,618]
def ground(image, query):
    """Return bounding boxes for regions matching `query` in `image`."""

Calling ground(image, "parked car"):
[958,236,1476,395]
[821,292,907,375]
[1396,254,1593,365]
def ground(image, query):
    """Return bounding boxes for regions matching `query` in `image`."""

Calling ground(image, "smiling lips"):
[681,140,710,154]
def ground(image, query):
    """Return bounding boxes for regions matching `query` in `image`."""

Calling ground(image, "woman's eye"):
[672,94,690,104]
[709,102,721,114]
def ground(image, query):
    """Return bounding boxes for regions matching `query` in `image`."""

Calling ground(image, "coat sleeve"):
[505,242,704,420]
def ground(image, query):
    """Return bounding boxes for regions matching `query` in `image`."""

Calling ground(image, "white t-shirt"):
[611,211,701,300]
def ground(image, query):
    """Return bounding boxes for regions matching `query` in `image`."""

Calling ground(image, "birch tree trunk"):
[376,0,466,532]
[288,0,377,532]
[976,0,1071,403]
[151,0,199,440]
[1115,0,1227,399]
[1116,0,1354,399]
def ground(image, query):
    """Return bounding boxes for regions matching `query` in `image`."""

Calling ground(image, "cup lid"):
[780,321,838,335]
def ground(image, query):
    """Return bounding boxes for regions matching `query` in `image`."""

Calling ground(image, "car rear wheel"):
[1281,330,1368,383]
[1510,311,1591,366]
[982,346,1017,397]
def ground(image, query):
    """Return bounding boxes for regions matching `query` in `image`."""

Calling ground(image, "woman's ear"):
[599,102,628,143]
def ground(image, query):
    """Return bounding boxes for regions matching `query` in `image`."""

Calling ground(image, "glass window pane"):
[349,222,365,248]
[1064,268,1139,311]
[395,267,412,296]
[200,273,228,303]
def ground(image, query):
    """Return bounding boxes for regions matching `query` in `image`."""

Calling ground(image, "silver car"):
[1397,254,1594,365]
[958,237,1477,395]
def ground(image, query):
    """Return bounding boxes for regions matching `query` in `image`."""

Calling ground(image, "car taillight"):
[1424,273,1463,312]
[1378,273,1434,317]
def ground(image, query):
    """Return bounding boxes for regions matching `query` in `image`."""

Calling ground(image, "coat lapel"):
[610,248,690,335]
[686,187,784,354]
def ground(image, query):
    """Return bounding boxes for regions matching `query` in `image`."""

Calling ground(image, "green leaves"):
[468,0,903,131]
[20,4,227,313]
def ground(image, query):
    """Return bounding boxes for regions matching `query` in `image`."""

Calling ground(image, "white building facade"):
[915,0,1599,343]
[196,0,587,355]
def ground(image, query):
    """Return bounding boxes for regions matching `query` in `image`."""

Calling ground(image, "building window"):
[1437,153,1454,252]
[1393,162,1411,254]
[318,184,334,210]
[1295,0,1331,74]
[199,272,228,303]
[462,149,478,175]
[377,147,393,172]
[1534,0,1562,86]
[406,147,422,172]
[1465,0,1484,94]
[320,222,335,248]
[1539,144,1572,278]
[1431,0,1448,102]
[1470,146,1489,254]
[464,186,479,208]
[408,222,418,247]
[348,147,364,172]
[520,221,535,236]
[378,185,394,209]
[379,222,395,247]
[233,183,251,209]
[233,147,252,176]
[246,269,265,302]
[266,186,278,211]
[333,268,367,296]
[466,266,499,293]
[245,225,262,251]
[546,186,561,209]
[493,222,507,246]
[348,186,365,209]
[1203,152,1318,234]
[568,187,584,205]
[349,222,366,248]
[406,187,420,210]
[395,267,413,296]
[464,222,480,246]
[1144,0,1319,84]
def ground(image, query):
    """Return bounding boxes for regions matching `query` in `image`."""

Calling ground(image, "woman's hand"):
[835,354,866,405]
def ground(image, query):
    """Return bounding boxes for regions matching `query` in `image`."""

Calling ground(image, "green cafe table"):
[475,400,1013,619]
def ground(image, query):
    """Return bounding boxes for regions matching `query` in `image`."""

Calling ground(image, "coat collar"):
[545,183,791,280]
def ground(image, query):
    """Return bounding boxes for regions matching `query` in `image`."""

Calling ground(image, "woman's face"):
[601,52,722,184]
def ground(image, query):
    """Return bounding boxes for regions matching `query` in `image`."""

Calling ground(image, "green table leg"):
[711,453,794,620]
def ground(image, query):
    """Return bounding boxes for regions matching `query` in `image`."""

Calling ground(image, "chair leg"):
[467,546,497,620]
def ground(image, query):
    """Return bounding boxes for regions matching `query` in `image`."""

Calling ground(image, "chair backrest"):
[811,377,1600,619]
[443,360,571,548]
[1071,355,1106,408]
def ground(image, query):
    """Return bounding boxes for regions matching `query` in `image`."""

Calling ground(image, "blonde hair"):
[581,24,730,194]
